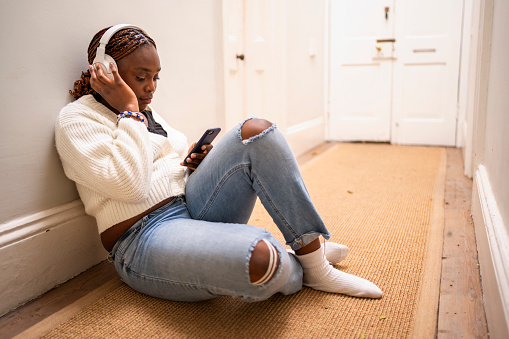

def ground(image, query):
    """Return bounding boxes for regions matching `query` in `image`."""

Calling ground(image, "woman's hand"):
[89,62,139,113]
[180,144,213,171]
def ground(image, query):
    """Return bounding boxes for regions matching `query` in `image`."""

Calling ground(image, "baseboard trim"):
[286,117,325,157]
[286,117,324,136]
[0,200,85,249]
[472,165,509,338]
[0,200,107,316]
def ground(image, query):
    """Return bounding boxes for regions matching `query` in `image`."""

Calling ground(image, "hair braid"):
[70,26,156,100]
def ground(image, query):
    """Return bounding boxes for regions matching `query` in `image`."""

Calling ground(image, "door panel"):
[330,63,392,141]
[245,0,268,118]
[222,0,246,130]
[222,0,273,129]
[401,64,447,120]
[391,0,463,145]
[329,0,394,142]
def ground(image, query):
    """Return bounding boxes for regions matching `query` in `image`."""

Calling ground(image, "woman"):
[55,25,382,302]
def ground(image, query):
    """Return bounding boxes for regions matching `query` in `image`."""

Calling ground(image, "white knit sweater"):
[55,95,188,234]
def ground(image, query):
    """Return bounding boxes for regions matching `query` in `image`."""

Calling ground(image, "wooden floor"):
[0,144,488,338]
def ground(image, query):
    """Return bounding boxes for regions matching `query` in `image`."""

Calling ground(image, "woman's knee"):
[241,118,273,140]
[249,239,280,285]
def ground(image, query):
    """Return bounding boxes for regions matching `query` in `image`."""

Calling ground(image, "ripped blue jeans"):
[111,119,331,302]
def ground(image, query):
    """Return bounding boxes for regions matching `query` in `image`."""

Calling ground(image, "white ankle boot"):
[296,245,382,299]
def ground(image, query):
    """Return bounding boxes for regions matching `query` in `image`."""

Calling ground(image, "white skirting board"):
[472,165,509,338]
[0,200,107,317]
[286,117,325,158]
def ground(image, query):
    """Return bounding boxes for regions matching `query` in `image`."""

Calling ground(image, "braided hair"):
[70,26,156,99]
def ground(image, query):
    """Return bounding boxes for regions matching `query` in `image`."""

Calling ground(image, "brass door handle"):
[413,48,436,53]
[376,38,396,43]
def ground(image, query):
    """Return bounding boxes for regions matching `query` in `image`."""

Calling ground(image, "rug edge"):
[409,148,446,338]
[299,143,342,171]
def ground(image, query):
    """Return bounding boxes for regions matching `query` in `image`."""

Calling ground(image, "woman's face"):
[116,45,161,112]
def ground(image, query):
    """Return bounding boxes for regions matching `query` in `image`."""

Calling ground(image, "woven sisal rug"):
[31,143,445,338]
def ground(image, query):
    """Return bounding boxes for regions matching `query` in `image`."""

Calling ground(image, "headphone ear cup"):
[93,62,108,78]
[101,54,117,80]
[92,54,116,80]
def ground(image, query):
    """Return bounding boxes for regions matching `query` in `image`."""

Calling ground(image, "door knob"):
[376,45,382,51]
[236,54,245,60]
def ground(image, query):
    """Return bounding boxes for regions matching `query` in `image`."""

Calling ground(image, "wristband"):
[117,111,145,124]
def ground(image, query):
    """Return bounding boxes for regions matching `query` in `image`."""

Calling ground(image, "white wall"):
[468,0,509,336]
[481,1,509,228]
[284,0,327,155]
[286,0,324,127]
[0,0,224,316]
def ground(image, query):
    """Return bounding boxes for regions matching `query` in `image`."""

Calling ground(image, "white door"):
[391,0,463,145]
[329,0,463,146]
[244,0,269,119]
[222,0,246,130]
[329,0,395,142]
[222,0,273,131]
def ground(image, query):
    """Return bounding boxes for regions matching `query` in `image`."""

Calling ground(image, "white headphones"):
[92,24,141,80]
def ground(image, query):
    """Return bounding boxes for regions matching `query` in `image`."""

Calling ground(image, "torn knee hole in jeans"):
[238,117,277,145]
[249,239,280,286]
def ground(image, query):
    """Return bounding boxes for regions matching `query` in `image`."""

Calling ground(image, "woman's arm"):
[56,105,154,203]
[55,61,154,202]
[89,62,139,114]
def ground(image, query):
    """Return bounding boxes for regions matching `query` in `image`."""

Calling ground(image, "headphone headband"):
[95,24,141,62]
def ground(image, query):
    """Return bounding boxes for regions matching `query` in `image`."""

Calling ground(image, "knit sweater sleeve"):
[55,97,153,203]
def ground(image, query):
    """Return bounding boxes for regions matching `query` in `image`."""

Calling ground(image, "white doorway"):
[222,0,247,130]
[221,0,281,132]
[329,0,464,146]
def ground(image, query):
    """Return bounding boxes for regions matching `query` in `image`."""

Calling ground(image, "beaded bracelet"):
[117,111,145,124]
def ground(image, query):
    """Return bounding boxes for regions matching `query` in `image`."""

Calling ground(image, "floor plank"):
[437,148,488,338]
[0,261,117,338]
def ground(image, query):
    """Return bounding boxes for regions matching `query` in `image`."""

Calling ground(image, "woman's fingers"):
[202,144,213,153]
[89,65,101,92]
[89,64,109,91]
[190,153,207,161]
[90,62,118,87]
[110,62,122,82]
[180,143,213,171]
[181,157,199,171]
[180,152,205,170]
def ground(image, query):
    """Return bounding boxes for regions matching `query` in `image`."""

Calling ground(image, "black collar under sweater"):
[142,109,168,138]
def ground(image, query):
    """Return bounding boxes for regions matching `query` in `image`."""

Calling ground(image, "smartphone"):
[183,128,221,164]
